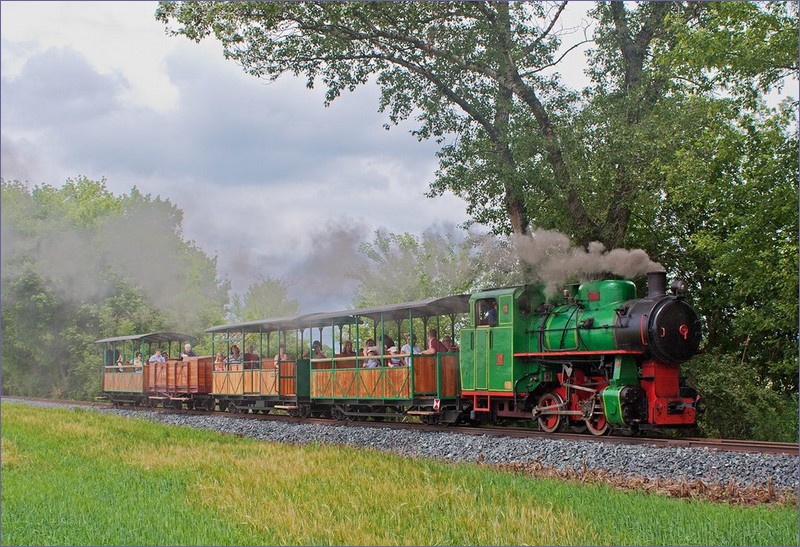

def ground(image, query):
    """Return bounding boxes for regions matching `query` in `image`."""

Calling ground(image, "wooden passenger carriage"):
[96,332,198,407]
[205,316,303,413]
[297,295,469,423]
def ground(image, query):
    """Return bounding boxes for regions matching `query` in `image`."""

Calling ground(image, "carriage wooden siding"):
[150,356,213,395]
[309,355,459,400]
[103,366,147,393]
[212,360,296,396]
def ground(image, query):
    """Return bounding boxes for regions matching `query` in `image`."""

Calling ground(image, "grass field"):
[2,402,798,546]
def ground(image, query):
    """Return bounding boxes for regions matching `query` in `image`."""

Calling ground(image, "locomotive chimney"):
[647,270,667,298]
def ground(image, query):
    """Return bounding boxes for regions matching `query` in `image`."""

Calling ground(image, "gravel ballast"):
[8,399,798,491]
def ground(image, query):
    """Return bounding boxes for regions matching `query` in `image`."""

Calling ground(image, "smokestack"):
[647,270,667,298]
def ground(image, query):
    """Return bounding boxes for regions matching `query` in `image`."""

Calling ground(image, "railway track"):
[5,396,796,456]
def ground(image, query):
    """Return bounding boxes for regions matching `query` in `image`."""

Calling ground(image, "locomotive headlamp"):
[669,278,688,296]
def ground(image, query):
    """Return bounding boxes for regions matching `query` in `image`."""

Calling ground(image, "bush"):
[687,351,799,442]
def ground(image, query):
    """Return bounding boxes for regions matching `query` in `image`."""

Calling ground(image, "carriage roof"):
[94,332,196,345]
[204,315,300,335]
[202,295,470,334]
[294,294,470,327]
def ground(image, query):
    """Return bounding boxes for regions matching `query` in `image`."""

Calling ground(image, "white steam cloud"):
[513,229,663,294]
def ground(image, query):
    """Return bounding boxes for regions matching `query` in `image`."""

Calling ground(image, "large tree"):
[156,1,681,248]
[157,1,796,249]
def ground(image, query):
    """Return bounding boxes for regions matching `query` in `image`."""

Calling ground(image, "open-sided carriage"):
[299,295,470,423]
[205,316,301,413]
[97,332,203,407]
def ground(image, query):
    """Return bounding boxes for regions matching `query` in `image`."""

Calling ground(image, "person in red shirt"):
[421,328,448,354]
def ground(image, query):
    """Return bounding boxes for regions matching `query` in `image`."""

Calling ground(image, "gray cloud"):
[1,40,470,312]
[1,46,126,128]
[1,43,441,186]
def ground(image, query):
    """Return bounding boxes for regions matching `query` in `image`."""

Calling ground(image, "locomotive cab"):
[460,286,549,421]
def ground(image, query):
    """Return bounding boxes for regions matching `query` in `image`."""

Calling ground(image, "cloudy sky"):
[1,1,597,310]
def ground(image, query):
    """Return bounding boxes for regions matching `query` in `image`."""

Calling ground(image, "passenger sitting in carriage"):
[442,335,459,352]
[312,341,327,359]
[227,344,242,364]
[214,352,226,371]
[340,340,356,356]
[421,329,447,354]
[387,346,404,367]
[274,344,289,368]
[244,345,260,369]
[363,349,379,368]
[360,339,376,356]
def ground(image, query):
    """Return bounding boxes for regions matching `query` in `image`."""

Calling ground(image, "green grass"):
[2,402,798,546]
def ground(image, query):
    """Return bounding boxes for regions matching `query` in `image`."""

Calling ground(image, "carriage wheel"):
[535,392,564,433]
[570,422,588,434]
[288,406,308,418]
[332,407,346,421]
[585,414,609,436]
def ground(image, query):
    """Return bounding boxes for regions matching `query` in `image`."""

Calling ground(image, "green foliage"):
[230,275,299,322]
[689,352,799,442]
[0,177,230,399]
[660,2,798,106]
[351,225,523,308]
[352,226,471,307]
[657,103,798,378]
